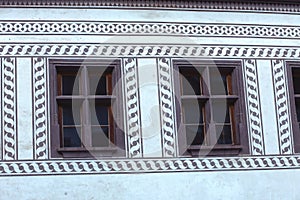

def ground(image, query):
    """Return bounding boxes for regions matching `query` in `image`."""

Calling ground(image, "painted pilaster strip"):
[272,60,293,154]
[123,58,142,158]
[243,59,265,155]
[2,57,17,160]
[32,57,49,159]
[157,58,177,157]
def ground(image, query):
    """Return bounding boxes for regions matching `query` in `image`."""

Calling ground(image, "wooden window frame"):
[285,61,300,153]
[49,59,125,158]
[173,60,249,157]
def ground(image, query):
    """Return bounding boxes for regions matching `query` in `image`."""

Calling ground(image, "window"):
[49,59,125,158]
[173,60,249,156]
[286,62,300,152]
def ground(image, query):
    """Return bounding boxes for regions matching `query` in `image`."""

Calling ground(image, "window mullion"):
[82,66,92,148]
[205,67,217,145]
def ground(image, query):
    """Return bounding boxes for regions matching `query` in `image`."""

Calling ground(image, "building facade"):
[1,1,300,199]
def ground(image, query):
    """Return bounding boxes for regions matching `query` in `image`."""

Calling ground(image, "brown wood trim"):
[173,59,249,157]
[187,145,243,157]
[49,58,125,158]
[285,61,300,153]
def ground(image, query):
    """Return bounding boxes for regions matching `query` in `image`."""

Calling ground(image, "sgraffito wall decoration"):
[32,57,49,159]
[157,58,177,157]
[1,21,300,39]
[1,57,17,160]
[272,60,294,154]
[0,18,299,174]
[123,58,143,158]
[243,59,265,155]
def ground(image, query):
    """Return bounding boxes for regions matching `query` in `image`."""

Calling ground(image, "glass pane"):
[181,74,201,95]
[212,101,230,123]
[183,102,204,124]
[292,68,300,94]
[63,127,81,147]
[216,125,232,144]
[62,75,79,95]
[92,127,109,147]
[89,74,107,95]
[63,104,81,125]
[295,99,300,122]
[186,125,204,145]
[90,105,109,125]
[210,69,228,95]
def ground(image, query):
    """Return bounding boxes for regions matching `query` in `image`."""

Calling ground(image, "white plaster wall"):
[0,169,299,200]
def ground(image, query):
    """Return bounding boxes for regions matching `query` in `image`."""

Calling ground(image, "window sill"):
[186,145,243,157]
[57,147,119,158]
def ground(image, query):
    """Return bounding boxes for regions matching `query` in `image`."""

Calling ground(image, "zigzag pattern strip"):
[157,58,176,157]
[0,0,299,13]
[123,58,142,158]
[2,57,16,160]
[3,45,300,58]
[0,156,299,175]
[2,22,300,39]
[272,60,293,154]
[243,59,265,155]
[33,57,48,159]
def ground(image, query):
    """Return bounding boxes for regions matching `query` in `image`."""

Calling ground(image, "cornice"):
[1,0,300,13]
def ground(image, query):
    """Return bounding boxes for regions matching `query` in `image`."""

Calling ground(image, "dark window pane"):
[63,104,81,125]
[183,102,204,124]
[212,101,230,123]
[292,68,300,94]
[216,125,232,144]
[91,105,109,125]
[89,75,107,95]
[210,70,228,95]
[63,127,81,147]
[295,98,300,122]
[181,74,201,95]
[186,125,204,145]
[62,75,79,95]
[92,127,109,147]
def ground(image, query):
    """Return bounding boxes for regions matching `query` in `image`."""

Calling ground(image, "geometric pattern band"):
[272,60,294,154]
[243,59,265,155]
[4,44,300,58]
[157,58,177,157]
[123,58,142,158]
[0,1,299,13]
[0,155,300,176]
[1,57,17,160]
[1,21,300,39]
[32,57,49,159]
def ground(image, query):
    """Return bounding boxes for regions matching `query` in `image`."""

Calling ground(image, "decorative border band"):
[272,60,293,154]
[157,58,177,157]
[3,44,300,58]
[0,1,300,13]
[0,155,300,176]
[123,58,143,158]
[32,57,49,159]
[1,21,300,39]
[243,59,265,155]
[1,57,17,160]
